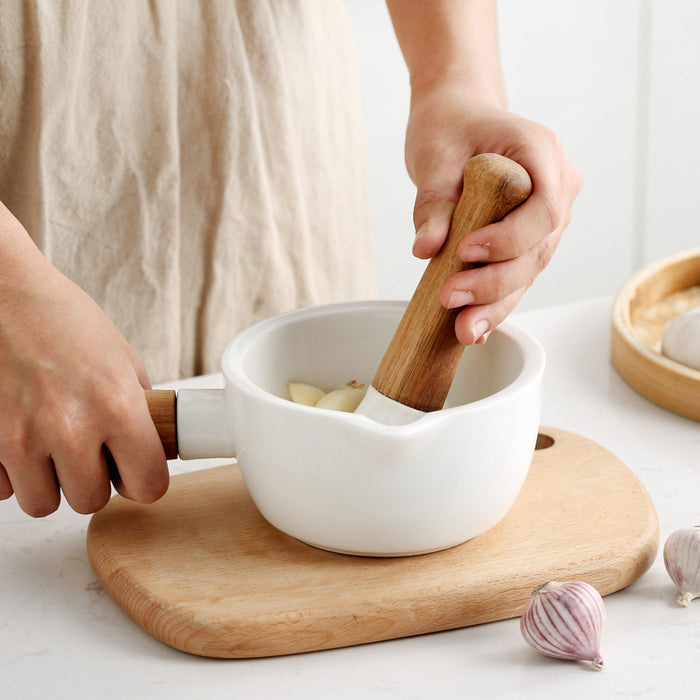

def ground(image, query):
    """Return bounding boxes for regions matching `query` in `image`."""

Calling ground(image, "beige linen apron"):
[0,0,376,382]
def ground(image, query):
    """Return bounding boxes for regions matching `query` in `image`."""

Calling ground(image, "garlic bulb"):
[520,581,605,670]
[663,525,700,606]
[662,305,700,370]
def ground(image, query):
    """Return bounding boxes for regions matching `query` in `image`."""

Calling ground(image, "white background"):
[344,0,699,306]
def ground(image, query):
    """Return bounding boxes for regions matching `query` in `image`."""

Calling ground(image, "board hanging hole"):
[535,433,555,450]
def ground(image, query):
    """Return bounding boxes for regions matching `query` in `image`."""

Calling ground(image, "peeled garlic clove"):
[661,306,700,370]
[315,385,367,412]
[663,525,700,607]
[287,382,326,406]
[520,581,605,671]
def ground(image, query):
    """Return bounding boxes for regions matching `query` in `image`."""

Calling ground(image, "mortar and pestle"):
[145,154,544,556]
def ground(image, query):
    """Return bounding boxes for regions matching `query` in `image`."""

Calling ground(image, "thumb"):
[410,169,464,260]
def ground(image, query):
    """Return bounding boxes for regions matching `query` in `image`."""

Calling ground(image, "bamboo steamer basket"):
[610,247,700,421]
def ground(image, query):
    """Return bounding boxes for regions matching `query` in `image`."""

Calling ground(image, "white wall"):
[343,0,699,309]
[343,0,421,300]
[645,1,700,262]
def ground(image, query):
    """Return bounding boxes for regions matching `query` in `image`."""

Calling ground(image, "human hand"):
[0,204,169,517]
[405,81,582,345]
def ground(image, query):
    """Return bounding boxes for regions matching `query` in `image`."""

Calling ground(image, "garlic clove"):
[287,382,326,406]
[661,305,700,370]
[314,385,367,412]
[663,525,700,607]
[520,581,605,671]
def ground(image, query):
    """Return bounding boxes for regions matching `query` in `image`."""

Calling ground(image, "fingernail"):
[472,319,490,342]
[462,243,490,263]
[447,290,475,309]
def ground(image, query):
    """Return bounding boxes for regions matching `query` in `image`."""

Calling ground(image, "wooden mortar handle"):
[145,389,178,459]
[371,153,532,413]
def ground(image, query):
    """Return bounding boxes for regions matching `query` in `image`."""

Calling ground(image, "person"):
[0,0,581,518]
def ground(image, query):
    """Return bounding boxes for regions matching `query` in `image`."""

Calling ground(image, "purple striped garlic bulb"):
[663,525,700,607]
[520,581,605,670]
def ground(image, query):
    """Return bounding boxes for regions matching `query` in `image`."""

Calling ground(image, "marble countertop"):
[2,296,698,699]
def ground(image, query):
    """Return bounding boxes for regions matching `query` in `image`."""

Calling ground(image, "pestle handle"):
[371,153,532,413]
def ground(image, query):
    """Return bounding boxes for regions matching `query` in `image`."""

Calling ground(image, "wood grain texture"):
[372,154,532,412]
[87,427,658,659]
[611,248,700,421]
[145,390,178,459]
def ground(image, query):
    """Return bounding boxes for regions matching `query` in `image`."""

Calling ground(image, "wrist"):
[387,0,507,111]
[409,67,507,112]
[0,202,55,292]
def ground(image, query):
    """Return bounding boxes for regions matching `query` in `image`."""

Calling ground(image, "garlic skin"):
[663,525,700,607]
[520,581,605,670]
[661,306,700,370]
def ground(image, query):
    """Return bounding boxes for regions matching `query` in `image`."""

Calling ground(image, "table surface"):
[2,297,698,699]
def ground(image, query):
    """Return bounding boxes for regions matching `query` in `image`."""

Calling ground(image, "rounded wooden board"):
[611,247,700,421]
[87,428,658,659]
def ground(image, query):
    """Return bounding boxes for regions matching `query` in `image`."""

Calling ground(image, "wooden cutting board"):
[87,427,659,659]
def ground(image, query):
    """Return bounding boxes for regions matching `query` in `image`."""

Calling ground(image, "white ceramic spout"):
[176,388,236,460]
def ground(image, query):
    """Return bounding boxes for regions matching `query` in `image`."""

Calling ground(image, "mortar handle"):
[145,388,236,460]
[371,153,532,413]
[145,389,178,459]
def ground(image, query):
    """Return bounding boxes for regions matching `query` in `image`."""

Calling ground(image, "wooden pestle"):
[369,153,532,413]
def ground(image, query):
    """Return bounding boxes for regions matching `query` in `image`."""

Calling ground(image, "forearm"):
[385,0,507,107]
[385,1,581,347]
[0,199,168,517]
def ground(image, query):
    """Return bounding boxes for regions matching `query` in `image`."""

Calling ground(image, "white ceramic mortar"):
[175,300,545,556]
